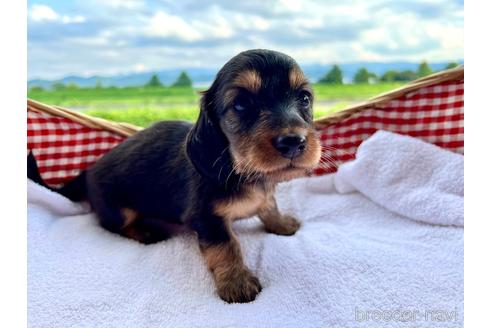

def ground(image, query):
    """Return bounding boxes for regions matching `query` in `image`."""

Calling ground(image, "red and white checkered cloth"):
[27,109,125,187]
[313,79,464,175]
[27,79,464,186]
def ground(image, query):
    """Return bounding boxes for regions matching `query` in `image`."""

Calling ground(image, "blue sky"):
[27,0,464,80]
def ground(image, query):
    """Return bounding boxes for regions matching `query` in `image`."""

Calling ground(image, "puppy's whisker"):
[317,162,337,169]
[217,162,227,181]
[320,151,340,159]
[317,157,340,168]
[318,157,339,166]
[320,152,344,163]
[244,159,256,180]
[224,165,237,190]
[212,146,229,168]
[322,146,355,158]
[236,157,253,178]
[242,162,255,188]
[319,157,339,166]
[243,159,259,186]
[319,154,336,161]
[317,154,340,169]
[233,158,249,190]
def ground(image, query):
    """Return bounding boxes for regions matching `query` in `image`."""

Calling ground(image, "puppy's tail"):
[27,151,87,202]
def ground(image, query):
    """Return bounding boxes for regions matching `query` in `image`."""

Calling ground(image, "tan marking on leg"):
[121,208,138,228]
[119,208,143,242]
[232,70,261,93]
[201,235,262,303]
[121,225,144,241]
[258,193,301,236]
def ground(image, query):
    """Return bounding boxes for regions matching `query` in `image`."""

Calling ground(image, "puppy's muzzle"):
[272,133,307,159]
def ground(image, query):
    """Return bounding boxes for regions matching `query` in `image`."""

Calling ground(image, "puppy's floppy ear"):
[186,88,233,183]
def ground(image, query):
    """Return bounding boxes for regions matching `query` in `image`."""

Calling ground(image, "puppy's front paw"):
[217,269,262,303]
[265,214,301,236]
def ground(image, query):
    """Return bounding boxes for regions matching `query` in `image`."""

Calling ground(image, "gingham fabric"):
[313,79,464,175]
[27,79,464,186]
[27,109,125,187]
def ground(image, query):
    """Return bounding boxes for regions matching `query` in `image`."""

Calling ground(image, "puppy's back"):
[86,120,194,222]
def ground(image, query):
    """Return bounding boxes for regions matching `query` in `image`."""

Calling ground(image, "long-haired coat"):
[28,49,322,303]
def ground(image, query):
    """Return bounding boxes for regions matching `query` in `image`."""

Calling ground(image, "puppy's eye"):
[234,102,246,111]
[233,94,250,112]
[299,92,311,108]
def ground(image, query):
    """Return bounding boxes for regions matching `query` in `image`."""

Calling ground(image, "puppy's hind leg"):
[125,217,172,245]
[93,203,170,244]
[92,199,129,236]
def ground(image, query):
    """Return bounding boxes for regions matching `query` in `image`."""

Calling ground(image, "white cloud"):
[27,0,463,79]
[62,15,86,24]
[28,4,86,24]
[29,4,59,22]
[104,0,145,9]
[275,0,303,13]
[196,8,235,38]
[251,16,270,31]
[144,11,202,41]
[143,9,236,42]
[358,8,463,62]
[132,63,148,72]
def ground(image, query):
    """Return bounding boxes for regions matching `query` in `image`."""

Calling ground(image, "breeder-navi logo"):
[354,307,459,323]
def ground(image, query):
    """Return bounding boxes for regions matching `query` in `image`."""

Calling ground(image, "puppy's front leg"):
[258,194,301,236]
[193,215,262,303]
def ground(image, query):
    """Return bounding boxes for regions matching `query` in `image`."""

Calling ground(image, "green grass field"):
[28,83,403,127]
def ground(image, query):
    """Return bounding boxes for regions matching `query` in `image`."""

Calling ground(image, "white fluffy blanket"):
[28,131,463,328]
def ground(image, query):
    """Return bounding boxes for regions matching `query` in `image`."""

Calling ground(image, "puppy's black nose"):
[272,134,307,159]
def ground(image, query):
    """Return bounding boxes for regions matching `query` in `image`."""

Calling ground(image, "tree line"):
[319,61,460,84]
[144,71,192,88]
[30,61,461,92]
[30,71,193,92]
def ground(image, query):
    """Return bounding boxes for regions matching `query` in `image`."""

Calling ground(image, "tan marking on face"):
[221,72,321,183]
[289,66,309,89]
[291,129,322,168]
[223,89,239,108]
[121,208,138,228]
[230,124,321,182]
[226,112,283,172]
[213,186,267,220]
[232,70,261,93]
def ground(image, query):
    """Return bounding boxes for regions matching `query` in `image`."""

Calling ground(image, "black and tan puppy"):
[28,49,322,303]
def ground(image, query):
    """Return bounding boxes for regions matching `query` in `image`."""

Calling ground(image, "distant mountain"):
[28,60,463,89]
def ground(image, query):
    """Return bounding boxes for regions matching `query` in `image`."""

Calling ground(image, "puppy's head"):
[187,49,321,184]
